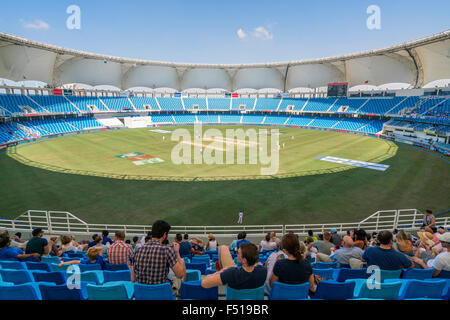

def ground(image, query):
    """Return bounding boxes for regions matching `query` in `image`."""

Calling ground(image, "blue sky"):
[0,0,449,64]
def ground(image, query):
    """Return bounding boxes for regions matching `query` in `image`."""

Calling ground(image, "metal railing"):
[0,209,448,237]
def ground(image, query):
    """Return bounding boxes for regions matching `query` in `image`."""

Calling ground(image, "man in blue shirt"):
[102,230,113,246]
[179,234,192,257]
[362,231,413,270]
[0,235,40,261]
[236,231,250,251]
[88,234,100,248]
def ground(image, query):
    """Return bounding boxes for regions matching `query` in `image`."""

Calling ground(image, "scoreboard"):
[327,83,348,97]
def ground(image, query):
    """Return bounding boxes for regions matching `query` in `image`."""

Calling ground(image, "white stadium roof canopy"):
[0,30,449,92]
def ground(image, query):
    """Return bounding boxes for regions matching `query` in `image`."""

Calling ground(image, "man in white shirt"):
[237,211,243,224]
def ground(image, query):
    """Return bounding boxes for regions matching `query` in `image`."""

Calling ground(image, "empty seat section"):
[309,117,340,128]
[67,96,108,112]
[256,98,283,111]
[128,97,159,110]
[231,98,256,110]
[0,94,43,114]
[28,95,79,114]
[333,118,371,131]
[150,114,173,123]
[358,120,385,133]
[285,116,315,126]
[242,114,265,124]
[303,98,335,112]
[264,115,289,125]
[330,98,368,113]
[183,98,207,110]
[207,98,231,110]
[358,97,405,115]
[63,117,103,130]
[99,97,134,111]
[157,98,184,111]
[220,114,241,123]
[173,114,196,123]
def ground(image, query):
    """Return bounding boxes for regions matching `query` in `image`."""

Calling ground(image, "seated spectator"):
[353,229,368,250]
[313,231,335,256]
[201,243,267,290]
[58,235,80,256]
[48,237,59,256]
[395,230,413,256]
[260,233,277,252]
[270,232,281,248]
[304,237,317,263]
[25,228,49,258]
[205,233,218,251]
[421,209,436,233]
[107,230,133,266]
[88,234,100,248]
[179,234,192,257]
[268,233,316,294]
[9,232,27,250]
[304,230,318,242]
[101,230,113,246]
[236,232,250,251]
[229,234,240,252]
[132,236,139,249]
[129,220,186,285]
[362,231,413,270]
[330,228,342,247]
[263,246,288,295]
[191,236,205,255]
[0,234,40,262]
[59,247,105,269]
[412,232,450,276]
[329,236,364,267]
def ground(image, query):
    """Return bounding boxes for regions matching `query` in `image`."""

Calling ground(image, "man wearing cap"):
[412,232,450,277]
[330,228,342,247]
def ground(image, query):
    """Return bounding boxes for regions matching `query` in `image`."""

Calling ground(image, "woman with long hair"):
[396,230,414,256]
[269,233,317,294]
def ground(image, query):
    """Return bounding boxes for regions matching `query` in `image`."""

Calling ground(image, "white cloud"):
[252,26,273,40]
[237,28,247,39]
[21,19,50,30]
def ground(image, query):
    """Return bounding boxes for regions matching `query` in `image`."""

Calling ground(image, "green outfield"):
[0,125,449,226]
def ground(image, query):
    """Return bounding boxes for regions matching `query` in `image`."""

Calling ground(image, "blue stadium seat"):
[25,261,51,272]
[180,281,219,300]
[313,261,337,269]
[32,271,67,285]
[373,269,403,282]
[397,280,447,300]
[401,268,434,280]
[333,268,369,282]
[192,256,211,265]
[0,261,26,270]
[311,280,355,300]
[313,268,336,280]
[50,263,71,272]
[0,269,34,284]
[103,270,131,283]
[104,263,129,271]
[185,262,207,275]
[39,282,90,300]
[226,286,265,300]
[80,270,104,285]
[347,279,402,300]
[436,270,450,279]
[269,282,309,300]
[79,263,102,272]
[0,283,41,300]
[41,256,61,264]
[86,282,134,300]
[185,269,201,282]
[134,282,176,300]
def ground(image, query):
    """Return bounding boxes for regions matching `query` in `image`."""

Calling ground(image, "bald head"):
[343,235,353,248]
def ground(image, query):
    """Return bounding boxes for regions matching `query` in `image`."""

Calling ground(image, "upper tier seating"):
[28,95,80,114]
[99,97,134,111]
[157,97,184,111]
[207,98,231,110]
[183,98,207,110]
[128,97,159,110]
[231,98,256,110]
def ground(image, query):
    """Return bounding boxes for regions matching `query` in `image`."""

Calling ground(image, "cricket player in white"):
[238,211,243,224]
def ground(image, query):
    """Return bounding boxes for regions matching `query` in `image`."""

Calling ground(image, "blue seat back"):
[103,270,131,283]
[0,269,33,284]
[373,269,403,282]
[313,268,335,279]
[185,269,201,282]
[180,281,218,300]
[399,280,446,300]
[226,286,264,300]
[313,280,355,300]
[50,263,71,272]
[86,283,132,300]
[436,270,450,279]
[0,261,26,270]
[25,262,51,272]
[335,268,369,282]
[401,268,434,280]
[39,283,88,300]
[269,282,309,300]
[314,262,337,269]
[0,283,40,300]
[80,270,104,285]
[41,256,61,264]
[104,263,129,271]
[134,282,175,300]
[192,256,211,265]
[79,264,102,272]
[358,281,402,300]
[185,263,207,275]
[32,271,67,285]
